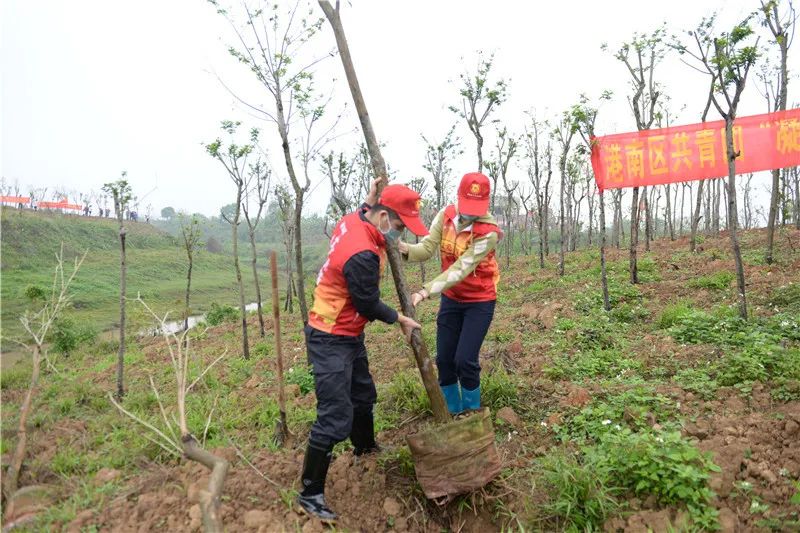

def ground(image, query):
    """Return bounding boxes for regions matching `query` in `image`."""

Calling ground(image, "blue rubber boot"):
[461,385,481,411]
[440,383,463,415]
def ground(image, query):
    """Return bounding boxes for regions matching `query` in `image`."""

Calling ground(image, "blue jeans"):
[436,295,496,390]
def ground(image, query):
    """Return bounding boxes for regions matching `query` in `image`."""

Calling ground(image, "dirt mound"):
[90,445,425,532]
[687,398,800,530]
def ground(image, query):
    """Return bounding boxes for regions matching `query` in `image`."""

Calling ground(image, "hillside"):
[0,209,261,349]
[1,226,798,531]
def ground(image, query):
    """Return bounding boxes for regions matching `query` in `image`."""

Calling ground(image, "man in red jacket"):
[297,182,427,523]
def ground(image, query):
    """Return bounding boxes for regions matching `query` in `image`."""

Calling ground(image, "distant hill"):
[0,209,261,349]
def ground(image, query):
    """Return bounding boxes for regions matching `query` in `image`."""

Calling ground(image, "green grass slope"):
[1,209,259,348]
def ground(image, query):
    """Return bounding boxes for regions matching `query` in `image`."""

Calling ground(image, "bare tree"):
[213,0,336,325]
[205,121,257,359]
[3,247,85,500]
[109,298,229,533]
[180,214,203,332]
[554,113,576,276]
[242,159,272,337]
[607,26,667,283]
[488,127,519,268]
[102,173,133,399]
[676,14,759,319]
[275,183,296,313]
[759,0,795,262]
[422,125,462,210]
[571,94,612,311]
[449,51,507,172]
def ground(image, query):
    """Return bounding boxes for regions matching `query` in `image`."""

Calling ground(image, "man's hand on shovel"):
[397,313,422,343]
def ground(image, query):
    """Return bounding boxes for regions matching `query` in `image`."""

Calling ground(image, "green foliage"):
[573,314,621,351]
[674,367,718,399]
[50,316,98,355]
[534,451,620,531]
[584,429,720,528]
[769,283,800,313]
[657,301,694,329]
[379,371,431,418]
[24,284,46,301]
[205,302,239,326]
[688,271,734,290]
[609,303,650,324]
[481,366,519,410]
[555,386,677,444]
[286,364,315,396]
[574,279,642,314]
[545,349,642,381]
[1,364,31,390]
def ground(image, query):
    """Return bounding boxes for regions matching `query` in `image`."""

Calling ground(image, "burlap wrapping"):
[405,408,502,499]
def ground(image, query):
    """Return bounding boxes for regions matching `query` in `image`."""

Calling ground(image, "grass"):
[1,209,263,349]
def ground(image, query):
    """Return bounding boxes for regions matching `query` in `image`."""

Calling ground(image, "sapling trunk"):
[270,251,289,445]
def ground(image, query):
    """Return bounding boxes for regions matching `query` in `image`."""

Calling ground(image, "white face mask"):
[379,211,402,242]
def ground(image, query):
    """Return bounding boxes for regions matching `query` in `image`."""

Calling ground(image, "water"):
[150,302,261,336]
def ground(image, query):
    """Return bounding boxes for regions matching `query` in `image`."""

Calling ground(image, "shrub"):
[50,316,97,355]
[23,285,46,301]
[205,302,239,326]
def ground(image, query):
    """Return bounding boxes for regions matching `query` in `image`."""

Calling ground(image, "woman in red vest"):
[399,172,501,414]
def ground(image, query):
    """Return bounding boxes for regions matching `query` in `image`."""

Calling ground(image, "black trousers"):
[304,325,378,448]
[436,295,496,390]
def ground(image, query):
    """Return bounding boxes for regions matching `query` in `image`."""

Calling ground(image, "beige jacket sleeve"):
[422,231,499,297]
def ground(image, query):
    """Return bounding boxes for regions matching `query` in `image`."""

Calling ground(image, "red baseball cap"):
[378,184,429,237]
[458,172,491,216]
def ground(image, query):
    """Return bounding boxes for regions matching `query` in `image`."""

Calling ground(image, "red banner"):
[37,201,82,210]
[590,108,800,192]
[0,196,30,204]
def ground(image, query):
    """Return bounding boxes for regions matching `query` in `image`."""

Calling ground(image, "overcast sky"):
[2,0,795,218]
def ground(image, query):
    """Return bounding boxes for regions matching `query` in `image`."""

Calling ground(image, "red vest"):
[439,205,501,303]
[309,211,387,336]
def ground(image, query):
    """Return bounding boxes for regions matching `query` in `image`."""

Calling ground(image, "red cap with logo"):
[457,172,491,216]
[378,184,429,236]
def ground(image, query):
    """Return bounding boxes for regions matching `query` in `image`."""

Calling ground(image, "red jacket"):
[440,205,501,303]
[309,211,387,336]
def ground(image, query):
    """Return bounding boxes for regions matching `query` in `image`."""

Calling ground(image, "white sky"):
[2,0,795,218]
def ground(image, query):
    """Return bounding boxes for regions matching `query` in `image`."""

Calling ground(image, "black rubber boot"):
[350,409,380,456]
[297,440,337,523]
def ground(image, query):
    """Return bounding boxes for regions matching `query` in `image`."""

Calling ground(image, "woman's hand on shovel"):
[397,313,422,342]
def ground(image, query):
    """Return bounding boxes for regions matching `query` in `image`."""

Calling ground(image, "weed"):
[585,428,720,529]
[688,271,734,290]
[768,282,800,313]
[377,446,415,478]
[545,349,642,381]
[534,450,620,531]
[286,364,315,395]
[555,386,677,444]
[481,366,519,410]
[379,371,431,417]
[657,301,694,329]
[674,367,718,399]
[0,364,31,390]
